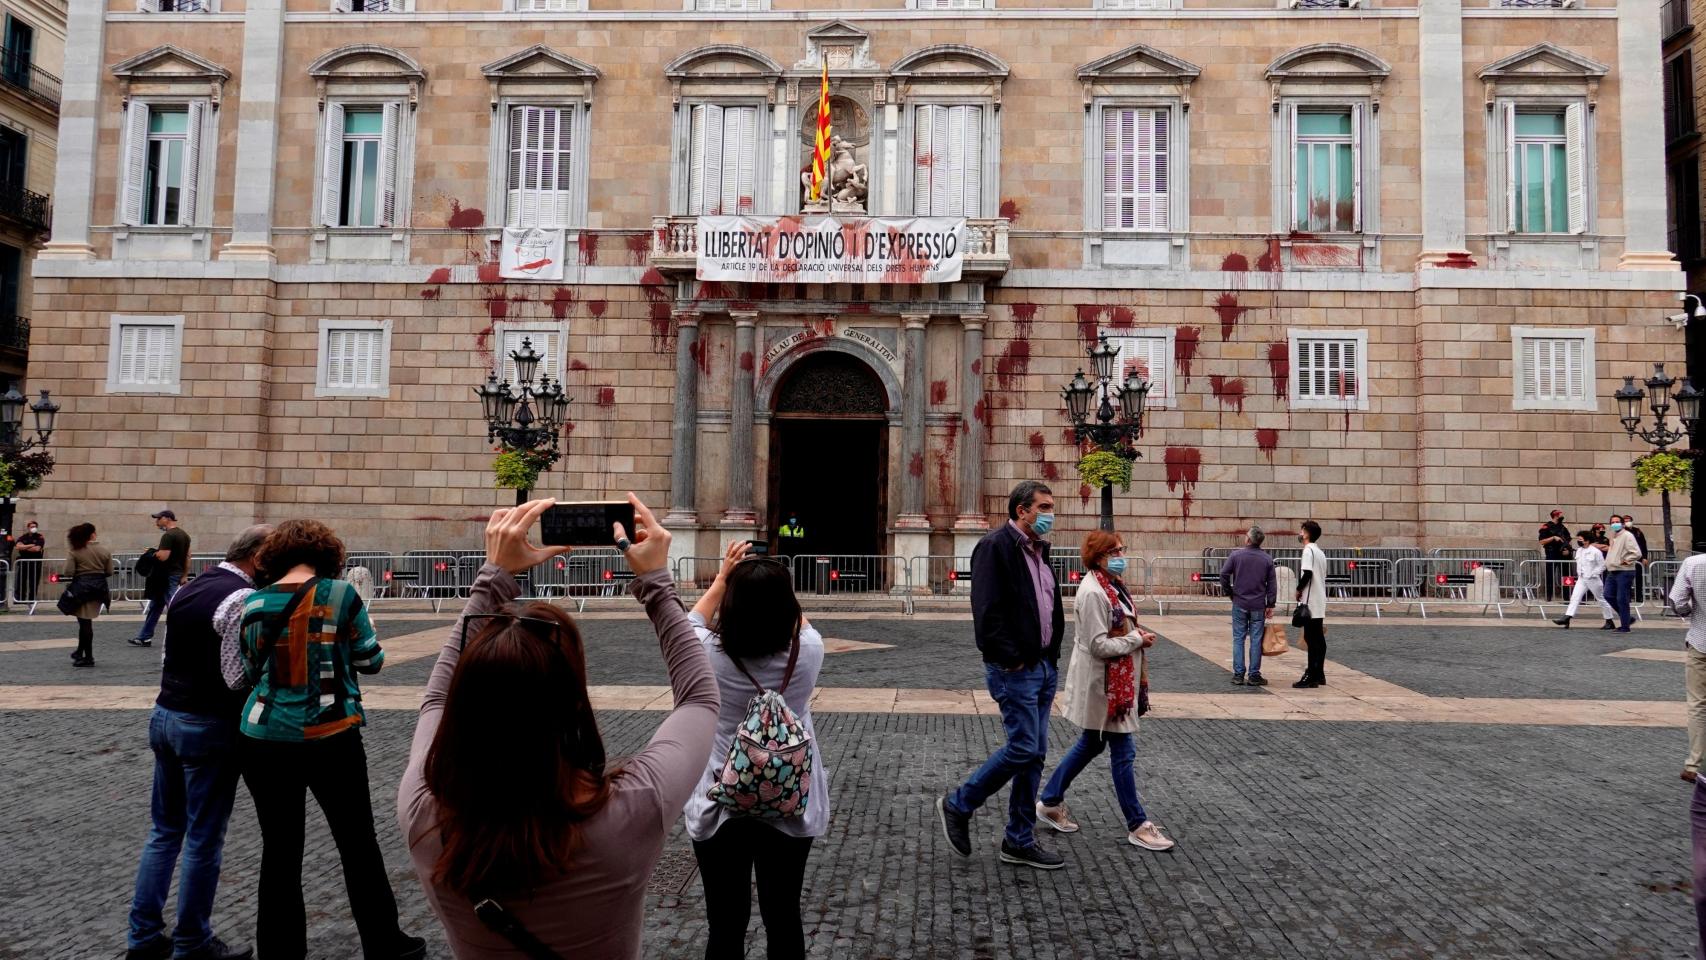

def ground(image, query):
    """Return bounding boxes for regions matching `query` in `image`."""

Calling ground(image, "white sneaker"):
[1035,801,1079,834]
[1128,821,1175,851]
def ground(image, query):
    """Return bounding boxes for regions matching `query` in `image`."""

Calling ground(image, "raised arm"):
[690,538,751,622]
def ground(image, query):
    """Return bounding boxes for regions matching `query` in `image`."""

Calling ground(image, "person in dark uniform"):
[13,519,45,602]
[1538,510,1572,602]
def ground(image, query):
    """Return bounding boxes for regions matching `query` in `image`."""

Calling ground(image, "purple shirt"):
[1008,520,1056,649]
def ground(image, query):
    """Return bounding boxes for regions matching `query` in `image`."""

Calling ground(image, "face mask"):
[1029,511,1054,537]
[1106,557,1128,575]
[1611,523,1623,532]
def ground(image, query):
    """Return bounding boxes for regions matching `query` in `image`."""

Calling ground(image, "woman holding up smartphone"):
[399,494,719,959]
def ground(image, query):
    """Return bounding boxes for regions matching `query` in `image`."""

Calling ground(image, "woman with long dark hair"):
[400,495,718,958]
[61,522,113,667]
[684,540,829,960]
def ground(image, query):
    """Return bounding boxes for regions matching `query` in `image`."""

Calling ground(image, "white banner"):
[499,227,566,281]
[696,215,966,284]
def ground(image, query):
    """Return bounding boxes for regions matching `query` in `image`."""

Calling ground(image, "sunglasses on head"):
[459,611,566,652]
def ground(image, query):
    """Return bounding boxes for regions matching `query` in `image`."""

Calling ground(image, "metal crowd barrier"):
[911,555,973,597]
[1391,556,1539,618]
[790,555,908,597]
[672,554,796,589]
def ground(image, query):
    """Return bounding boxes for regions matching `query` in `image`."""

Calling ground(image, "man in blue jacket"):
[938,480,1067,870]
[1219,526,1277,686]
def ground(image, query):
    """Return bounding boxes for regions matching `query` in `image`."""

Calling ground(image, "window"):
[1664,0,1691,37]
[0,127,25,189]
[495,326,563,384]
[1290,107,1360,233]
[3,18,33,88]
[688,104,759,216]
[316,320,390,397]
[693,0,763,8]
[1288,330,1368,410]
[1101,107,1169,231]
[136,0,210,11]
[913,104,982,217]
[1099,0,1173,7]
[106,315,184,394]
[913,0,989,7]
[121,102,205,227]
[332,0,402,9]
[1104,330,1175,406]
[322,105,400,228]
[0,244,21,319]
[516,0,579,9]
[1671,160,1701,261]
[1512,327,1595,411]
[1506,106,1585,234]
[1666,52,1696,145]
[506,105,575,228]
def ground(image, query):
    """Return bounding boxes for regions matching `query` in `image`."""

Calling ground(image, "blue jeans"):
[1605,569,1637,630]
[1040,729,1149,831]
[135,572,182,642]
[1232,606,1265,676]
[128,704,242,954]
[948,660,1057,848]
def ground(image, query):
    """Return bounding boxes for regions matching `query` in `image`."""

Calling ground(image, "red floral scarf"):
[1093,569,1139,723]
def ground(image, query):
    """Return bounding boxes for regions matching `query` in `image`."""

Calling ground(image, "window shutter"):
[500,330,559,383]
[913,105,936,215]
[553,106,574,228]
[379,101,400,227]
[1286,102,1299,232]
[1132,109,1153,229]
[1520,336,1538,401]
[1349,101,1363,232]
[1565,102,1586,234]
[522,106,542,228]
[332,0,350,10]
[118,325,139,384]
[689,104,709,214]
[1101,108,1124,230]
[959,105,982,217]
[321,102,345,227]
[1565,338,1585,401]
[120,100,149,226]
[121,324,177,386]
[135,0,156,11]
[938,106,959,215]
[1503,102,1518,233]
[1149,108,1169,231]
[326,329,347,388]
[180,100,204,227]
[506,106,523,227]
[730,106,758,215]
[701,104,724,215]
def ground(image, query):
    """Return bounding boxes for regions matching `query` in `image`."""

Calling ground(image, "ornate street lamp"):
[474,338,572,504]
[0,386,62,575]
[1062,334,1150,532]
[1614,362,1700,557]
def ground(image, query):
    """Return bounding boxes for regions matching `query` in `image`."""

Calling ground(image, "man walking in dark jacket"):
[123,525,269,960]
[1219,526,1277,686]
[938,480,1067,870]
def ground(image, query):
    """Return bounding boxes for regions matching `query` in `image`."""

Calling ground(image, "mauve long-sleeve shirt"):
[398,563,718,959]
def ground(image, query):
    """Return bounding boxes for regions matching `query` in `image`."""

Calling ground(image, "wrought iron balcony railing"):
[1498,0,1575,7]
[0,180,50,232]
[0,50,59,110]
[0,316,29,353]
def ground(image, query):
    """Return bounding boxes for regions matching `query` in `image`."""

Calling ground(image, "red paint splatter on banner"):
[550,287,576,320]
[1108,306,1135,329]
[1213,293,1248,342]
[1174,326,1201,382]
[626,233,651,265]
[908,452,925,478]
[1074,305,1105,346]
[1210,376,1247,416]
[426,267,452,285]
[485,295,509,321]
[878,226,934,285]
[994,339,1031,390]
[1255,239,1282,273]
[689,339,710,375]
[1255,428,1280,462]
[739,351,754,372]
[419,287,440,300]
[1221,252,1249,273]
[1163,447,1202,518]
[568,359,589,372]
[577,232,599,266]
[596,387,616,407]
[1079,483,1093,507]
[1264,341,1291,400]
[1009,303,1038,339]
[930,380,949,405]
[999,199,1022,222]
[447,201,484,231]
[476,261,502,284]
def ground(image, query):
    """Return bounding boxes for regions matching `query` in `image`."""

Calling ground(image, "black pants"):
[75,618,93,661]
[1303,619,1327,682]
[691,818,814,960]
[1545,560,1564,602]
[17,561,39,601]
[241,730,404,960]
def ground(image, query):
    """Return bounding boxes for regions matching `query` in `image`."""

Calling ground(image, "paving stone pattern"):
[0,707,1691,959]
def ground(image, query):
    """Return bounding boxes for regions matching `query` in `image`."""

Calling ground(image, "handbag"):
[1291,603,1312,628]
[1261,622,1290,656]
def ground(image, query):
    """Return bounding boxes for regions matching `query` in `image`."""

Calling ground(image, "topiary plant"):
[492,447,554,491]
[1634,450,1693,496]
[1077,450,1133,491]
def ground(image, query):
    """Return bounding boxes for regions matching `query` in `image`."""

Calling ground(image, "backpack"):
[706,631,813,819]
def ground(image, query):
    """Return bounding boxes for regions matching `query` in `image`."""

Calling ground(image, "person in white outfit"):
[1552,530,1615,630]
[1669,554,1706,784]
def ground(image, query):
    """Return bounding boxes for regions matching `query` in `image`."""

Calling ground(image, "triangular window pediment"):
[1478,43,1608,82]
[1077,44,1201,83]
[483,45,602,81]
[795,20,877,71]
[110,45,230,83]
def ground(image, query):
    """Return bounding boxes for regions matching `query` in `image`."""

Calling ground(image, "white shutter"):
[507,106,572,228]
[500,329,560,383]
[1565,338,1585,401]
[913,105,936,215]
[379,101,400,227]
[1286,102,1299,231]
[1148,108,1169,231]
[119,324,177,386]
[327,329,348,388]
[180,100,204,227]
[1349,101,1363,232]
[135,0,156,10]
[1565,101,1586,234]
[689,104,709,214]
[321,103,345,227]
[120,101,149,226]
[118,325,140,384]
[332,0,350,10]
[1341,339,1358,399]
[1520,336,1538,401]
[1120,335,1169,400]
[959,105,982,217]
[522,107,542,228]
[933,106,953,215]
[552,106,573,227]
[731,106,758,215]
[1101,108,1126,229]
[506,106,523,227]
[1504,102,1518,233]
[701,105,724,215]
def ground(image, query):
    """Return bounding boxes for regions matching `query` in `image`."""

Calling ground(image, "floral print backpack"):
[706,631,813,819]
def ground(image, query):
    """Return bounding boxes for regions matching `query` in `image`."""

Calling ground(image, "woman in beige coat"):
[1036,530,1175,851]
[62,522,114,667]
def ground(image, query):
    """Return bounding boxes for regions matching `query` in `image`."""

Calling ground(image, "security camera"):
[1671,293,1706,328]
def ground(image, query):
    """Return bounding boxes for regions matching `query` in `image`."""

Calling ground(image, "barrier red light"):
[1069,571,1080,582]
[555,558,566,570]
[1347,561,1358,570]
[830,570,840,581]
[1190,572,1202,582]
[1435,574,1448,585]
[947,571,957,581]
[602,570,613,581]
[383,570,393,582]
[434,562,448,572]
[48,573,59,583]
[1562,576,1577,587]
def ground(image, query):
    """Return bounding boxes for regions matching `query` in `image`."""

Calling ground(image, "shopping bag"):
[1261,622,1290,656]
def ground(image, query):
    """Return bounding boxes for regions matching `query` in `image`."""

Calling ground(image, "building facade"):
[0,0,60,390]
[24,0,1690,563]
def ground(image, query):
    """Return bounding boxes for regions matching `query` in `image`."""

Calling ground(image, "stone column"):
[722,310,759,526]
[952,313,988,559]
[1416,0,1473,266]
[894,314,932,580]
[38,0,105,260]
[664,311,700,575]
[1619,0,1681,269]
[220,0,286,261]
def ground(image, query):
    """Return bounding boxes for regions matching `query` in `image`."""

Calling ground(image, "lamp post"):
[1613,362,1701,558]
[474,338,571,505]
[0,386,60,566]
[1062,334,1150,532]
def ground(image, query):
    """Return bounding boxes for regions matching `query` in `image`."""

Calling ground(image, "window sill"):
[1512,400,1596,413]
[104,383,182,396]
[1290,399,1370,412]
[313,386,391,399]
[1085,233,1185,269]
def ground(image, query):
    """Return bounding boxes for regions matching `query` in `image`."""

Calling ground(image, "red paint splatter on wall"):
[1221,252,1249,273]
[447,201,485,231]
[550,287,576,320]
[640,268,674,352]
[972,397,994,444]
[586,300,606,319]
[689,338,710,375]
[908,452,925,478]
[930,380,949,405]
[1266,341,1290,399]
[994,339,1031,390]
[738,351,754,372]
[1009,303,1038,340]
[999,199,1022,222]
[1073,305,1105,346]
[419,288,440,300]
[1079,483,1093,507]
[1042,462,1060,482]
[1108,306,1135,329]
[476,262,502,284]
[596,387,616,407]
[485,295,509,321]
[1163,447,1202,518]
[1255,428,1280,462]
[1435,251,1476,269]
[426,267,452,285]
[1174,326,1201,383]
[1255,239,1282,273]
[970,359,982,376]
[626,233,651,265]
[1212,293,1248,342]
[1026,432,1060,482]
[568,359,589,372]
[474,324,494,367]
[1209,376,1247,416]
[936,431,958,512]
[577,232,599,266]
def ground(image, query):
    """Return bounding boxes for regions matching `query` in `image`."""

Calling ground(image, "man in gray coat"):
[1219,526,1276,686]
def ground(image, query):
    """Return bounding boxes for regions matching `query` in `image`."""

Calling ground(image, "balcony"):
[0,50,59,111]
[0,316,28,355]
[1664,0,1693,39]
[649,215,1011,281]
[1288,0,1360,8]
[0,181,49,233]
[1497,0,1576,7]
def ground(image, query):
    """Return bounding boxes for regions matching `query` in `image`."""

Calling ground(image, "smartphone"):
[541,501,636,547]
[746,539,770,557]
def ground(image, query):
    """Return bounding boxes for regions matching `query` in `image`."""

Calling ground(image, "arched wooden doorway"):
[766,350,889,563]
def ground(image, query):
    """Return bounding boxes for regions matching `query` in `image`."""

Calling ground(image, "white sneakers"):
[1035,801,1080,834]
[1128,821,1176,851]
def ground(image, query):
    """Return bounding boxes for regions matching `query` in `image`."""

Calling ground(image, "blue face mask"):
[1106,556,1128,576]
[1029,511,1054,537]
[1611,522,1624,532]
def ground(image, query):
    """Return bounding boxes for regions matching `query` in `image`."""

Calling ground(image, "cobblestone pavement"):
[0,610,1696,958]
